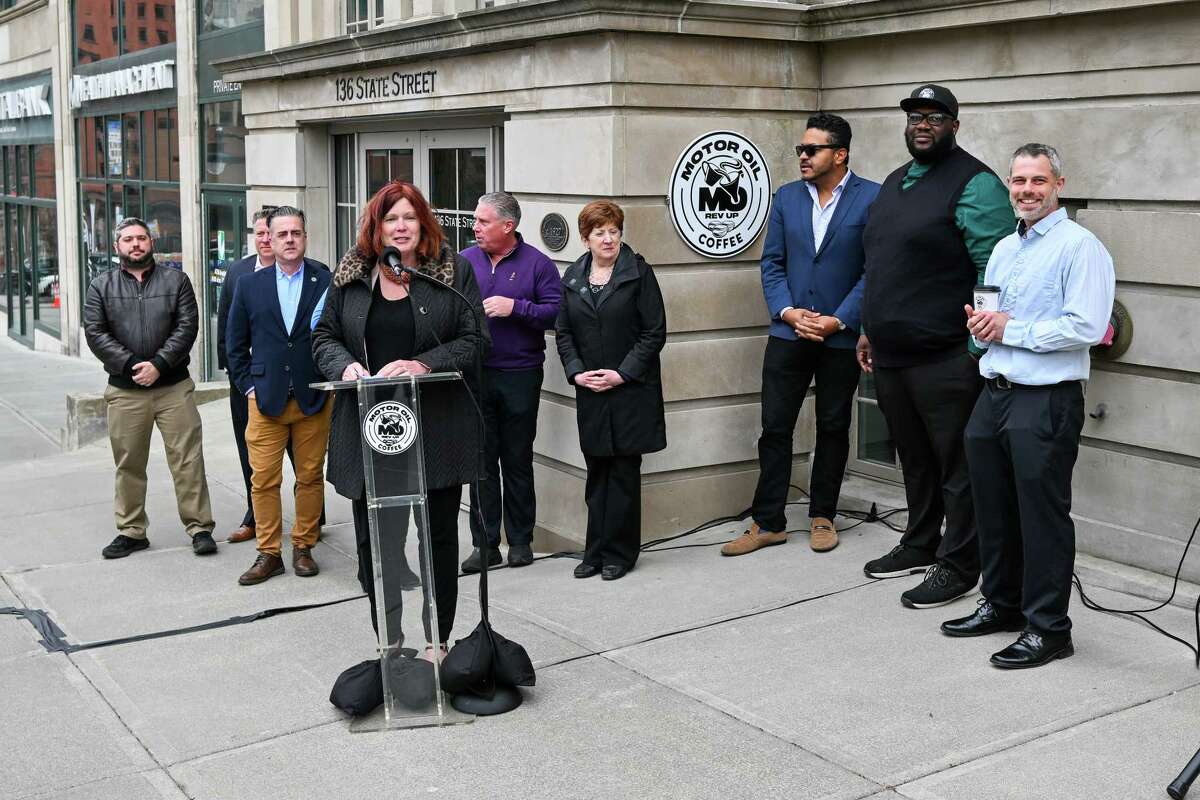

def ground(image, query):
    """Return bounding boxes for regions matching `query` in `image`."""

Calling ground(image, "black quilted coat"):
[312,244,489,498]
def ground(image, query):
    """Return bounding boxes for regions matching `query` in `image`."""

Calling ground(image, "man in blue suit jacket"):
[226,206,332,586]
[723,113,881,558]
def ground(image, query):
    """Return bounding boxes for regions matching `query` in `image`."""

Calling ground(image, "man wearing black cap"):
[857,84,1015,609]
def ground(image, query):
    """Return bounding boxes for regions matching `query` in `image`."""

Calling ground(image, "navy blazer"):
[759,172,881,348]
[215,254,256,372]
[225,258,331,417]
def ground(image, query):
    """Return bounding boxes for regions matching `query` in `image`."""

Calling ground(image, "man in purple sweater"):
[461,192,563,572]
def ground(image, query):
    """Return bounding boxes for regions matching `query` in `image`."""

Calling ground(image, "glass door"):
[849,373,903,482]
[424,130,488,251]
[202,191,246,379]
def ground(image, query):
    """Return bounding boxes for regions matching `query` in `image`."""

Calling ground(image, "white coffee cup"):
[974,285,1001,313]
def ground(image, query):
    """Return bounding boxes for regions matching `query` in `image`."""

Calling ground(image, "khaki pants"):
[246,396,332,556]
[104,378,215,539]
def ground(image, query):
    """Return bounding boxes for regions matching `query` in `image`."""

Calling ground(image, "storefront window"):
[202,100,246,185]
[201,0,264,32]
[123,113,141,181]
[0,145,58,338]
[145,187,182,270]
[75,1,175,64]
[34,206,59,333]
[80,182,110,282]
[34,144,55,200]
[75,1,121,64]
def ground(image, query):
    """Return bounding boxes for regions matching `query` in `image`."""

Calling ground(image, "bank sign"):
[667,131,771,259]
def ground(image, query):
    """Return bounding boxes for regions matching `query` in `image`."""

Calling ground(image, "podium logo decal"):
[667,130,772,259]
[363,401,418,455]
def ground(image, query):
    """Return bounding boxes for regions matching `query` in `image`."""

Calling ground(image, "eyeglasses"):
[906,112,954,126]
[795,144,840,158]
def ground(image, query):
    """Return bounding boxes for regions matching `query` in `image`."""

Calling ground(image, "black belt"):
[986,376,1079,391]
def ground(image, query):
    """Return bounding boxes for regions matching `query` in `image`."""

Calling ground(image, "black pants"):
[751,337,861,530]
[352,486,460,645]
[965,381,1084,635]
[582,453,642,570]
[873,351,982,581]
[468,367,542,549]
[229,380,325,528]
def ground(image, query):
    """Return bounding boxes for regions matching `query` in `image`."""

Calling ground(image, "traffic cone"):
[52,282,60,308]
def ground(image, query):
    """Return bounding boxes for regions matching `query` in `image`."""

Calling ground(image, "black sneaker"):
[507,544,534,567]
[102,534,149,559]
[191,532,218,556]
[901,565,978,609]
[461,547,502,574]
[863,544,935,579]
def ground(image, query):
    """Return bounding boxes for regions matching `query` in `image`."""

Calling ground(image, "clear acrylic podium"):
[312,372,474,730]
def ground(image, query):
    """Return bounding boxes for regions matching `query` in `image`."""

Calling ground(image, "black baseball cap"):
[900,84,959,118]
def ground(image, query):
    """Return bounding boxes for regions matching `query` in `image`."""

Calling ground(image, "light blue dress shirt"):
[806,169,852,251]
[276,264,305,334]
[979,207,1115,385]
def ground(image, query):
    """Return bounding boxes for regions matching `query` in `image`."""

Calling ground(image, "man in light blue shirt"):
[942,144,1115,669]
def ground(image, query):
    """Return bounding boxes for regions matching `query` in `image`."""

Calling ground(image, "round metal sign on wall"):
[540,213,570,252]
[667,130,772,259]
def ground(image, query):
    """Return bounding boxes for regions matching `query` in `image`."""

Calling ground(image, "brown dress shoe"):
[720,522,787,556]
[810,517,838,552]
[227,525,255,544]
[238,553,284,586]
[293,546,319,577]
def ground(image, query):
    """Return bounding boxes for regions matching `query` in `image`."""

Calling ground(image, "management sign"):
[70,60,175,108]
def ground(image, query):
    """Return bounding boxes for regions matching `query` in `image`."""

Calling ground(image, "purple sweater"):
[462,234,563,370]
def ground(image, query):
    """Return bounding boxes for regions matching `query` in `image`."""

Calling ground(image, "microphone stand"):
[1169,746,1200,799]
[394,256,522,716]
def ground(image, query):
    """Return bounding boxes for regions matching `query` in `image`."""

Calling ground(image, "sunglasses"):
[795,144,841,158]
[906,112,955,126]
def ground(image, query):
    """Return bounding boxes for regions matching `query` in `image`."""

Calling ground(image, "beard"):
[119,251,155,271]
[1012,190,1059,223]
[905,130,956,164]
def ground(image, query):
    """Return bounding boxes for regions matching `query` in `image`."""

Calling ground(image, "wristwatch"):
[834,317,846,331]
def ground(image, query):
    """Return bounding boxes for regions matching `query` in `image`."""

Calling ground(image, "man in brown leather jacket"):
[83,217,217,559]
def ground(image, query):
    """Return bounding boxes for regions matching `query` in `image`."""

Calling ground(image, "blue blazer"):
[760,172,881,348]
[225,258,331,417]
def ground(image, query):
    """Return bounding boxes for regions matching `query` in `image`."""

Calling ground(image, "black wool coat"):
[312,244,490,498]
[556,243,667,457]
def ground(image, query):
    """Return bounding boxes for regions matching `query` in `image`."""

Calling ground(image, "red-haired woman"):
[313,180,488,656]
[555,200,667,581]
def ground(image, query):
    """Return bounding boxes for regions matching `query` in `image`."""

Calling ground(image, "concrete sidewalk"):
[0,346,1198,799]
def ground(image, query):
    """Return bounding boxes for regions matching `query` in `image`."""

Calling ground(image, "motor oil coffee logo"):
[668,131,772,259]
[363,401,418,455]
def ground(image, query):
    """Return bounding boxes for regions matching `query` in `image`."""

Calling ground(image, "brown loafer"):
[227,525,255,544]
[293,546,319,577]
[720,522,787,556]
[810,517,838,552]
[238,553,284,586]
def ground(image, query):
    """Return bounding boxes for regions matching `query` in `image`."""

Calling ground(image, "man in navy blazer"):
[226,206,332,586]
[723,113,881,558]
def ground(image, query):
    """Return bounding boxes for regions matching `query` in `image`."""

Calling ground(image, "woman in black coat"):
[312,180,487,657]
[555,200,667,581]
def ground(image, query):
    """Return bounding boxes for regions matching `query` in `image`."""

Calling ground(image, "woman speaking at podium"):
[313,180,487,657]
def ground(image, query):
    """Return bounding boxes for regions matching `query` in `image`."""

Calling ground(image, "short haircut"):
[114,216,151,238]
[356,180,444,263]
[251,209,271,225]
[267,205,307,231]
[1010,143,1063,179]
[478,192,521,227]
[577,200,624,239]
[806,113,852,152]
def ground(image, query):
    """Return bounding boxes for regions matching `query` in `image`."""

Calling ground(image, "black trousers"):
[229,380,324,528]
[352,486,460,645]
[468,367,543,549]
[964,381,1084,635]
[582,453,642,570]
[751,337,861,530]
[873,351,982,580]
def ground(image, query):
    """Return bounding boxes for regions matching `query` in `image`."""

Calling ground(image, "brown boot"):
[293,546,319,577]
[720,522,787,556]
[227,525,255,544]
[810,517,838,552]
[238,553,284,585]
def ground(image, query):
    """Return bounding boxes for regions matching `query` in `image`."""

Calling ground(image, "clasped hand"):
[782,308,840,342]
[964,305,1011,344]
[574,369,625,392]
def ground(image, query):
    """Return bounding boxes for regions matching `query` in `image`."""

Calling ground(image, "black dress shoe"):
[507,544,534,567]
[573,562,600,579]
[461,548,502,574]
[601,565,629,581]
[102,534,149,559]
[990,630,1074,669]
[191,532,218,556]
[941,600,1024,637]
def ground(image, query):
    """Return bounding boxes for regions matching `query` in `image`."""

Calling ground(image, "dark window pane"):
[34,206,59,334]
[167,107,179,182]
[334,135,350,204]
[390,150,414,184]
[5,147,15,196]
[366,150,389,199]
[19,206,31,329]
[124,0,174,55]
[33,145,54,200]
[428,149,456,209]
[93,116,107,179]
[203,100,246,185]
[137,3,146,16]
[459,147,486,210]
[75,1,119,63]
[154,109,170,181]
[142,110,156,179]
[122,112,140,181]
[80,182,110,281]
[125,185,142,224]
[16,146,28,197]
[202,0,263,30]
[144,187,181,270]
[0,203,8,314]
